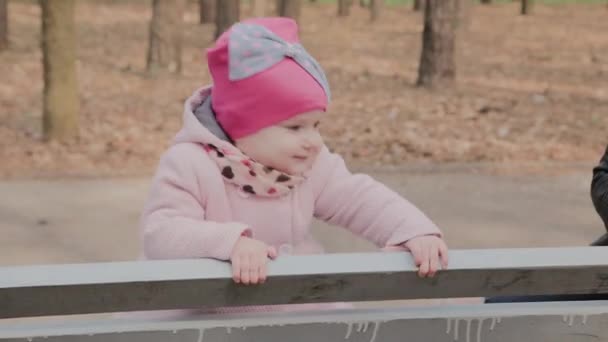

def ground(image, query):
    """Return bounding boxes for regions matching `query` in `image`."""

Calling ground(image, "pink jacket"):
[140,88,442,263]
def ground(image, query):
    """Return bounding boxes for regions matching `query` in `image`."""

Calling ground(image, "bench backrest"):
[1,247,608,341]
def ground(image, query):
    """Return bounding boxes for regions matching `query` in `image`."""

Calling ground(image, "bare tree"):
[215,0,239,39]
[337,0,352,16]
[199,0,215,24]
[413,0,425,11]
[416,0,458,88]
[370,0,382,21]
[455,0,471,74]
[147,0,184,74]
[41,0,79,141]
[277,0,301,21]
[457,0,471,33]
[0,0,7,51]
[252,0,267,17]
[521,0,532,15]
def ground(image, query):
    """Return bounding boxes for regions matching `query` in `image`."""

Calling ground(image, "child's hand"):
[403,235,449,278]
[230,236,277,285]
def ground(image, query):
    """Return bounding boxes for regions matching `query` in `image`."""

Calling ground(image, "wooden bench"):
[1,247,608,341]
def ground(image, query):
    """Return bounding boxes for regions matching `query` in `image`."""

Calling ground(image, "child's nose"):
[303,144,316,152]
[303,132,322,150]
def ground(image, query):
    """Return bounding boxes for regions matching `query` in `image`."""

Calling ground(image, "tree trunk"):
[413,0,425,11]
[215,0,239,39]
[370,0,382,21]
[252,0,266,17]
[416,0,458,88]
[337,0,352,16]
[0,0,7,51]
[277,0,301,21]
[359,0,367,7]
[480,0,492,4]
[455,0,470,80]
[147,0,184,74]
[199,0,215,24]
[521,0,532,15]
[457,0,471,33]
[41,0,79,141]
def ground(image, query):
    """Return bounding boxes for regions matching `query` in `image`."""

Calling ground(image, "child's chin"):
[278,165,309,176]
[292,166,313,176]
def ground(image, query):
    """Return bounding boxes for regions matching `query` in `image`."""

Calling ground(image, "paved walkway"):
[1,164,604,266]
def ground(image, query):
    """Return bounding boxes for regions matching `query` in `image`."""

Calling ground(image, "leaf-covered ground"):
[1,1,606,178]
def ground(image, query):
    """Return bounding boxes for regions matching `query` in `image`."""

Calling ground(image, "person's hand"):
[230,236,277,285]
[403,235,448,278]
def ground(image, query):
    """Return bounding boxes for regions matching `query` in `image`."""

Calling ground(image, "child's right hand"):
[230,236,277,285]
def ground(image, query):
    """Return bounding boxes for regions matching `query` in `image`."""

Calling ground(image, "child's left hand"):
[402,235,449,278]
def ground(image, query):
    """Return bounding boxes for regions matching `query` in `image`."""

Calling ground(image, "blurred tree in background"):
[199,0,215,24]
[277,0,301,21]
[215,0,240,39]
[0,0,7,52]
[41,0,79,141]
[417,0,458,87]
[147,0,185,74]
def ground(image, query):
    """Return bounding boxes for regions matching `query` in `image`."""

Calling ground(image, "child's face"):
[235,111,324,175]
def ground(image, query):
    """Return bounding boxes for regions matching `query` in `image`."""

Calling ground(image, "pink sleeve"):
[311,147,442,247]
[140,144,250,261]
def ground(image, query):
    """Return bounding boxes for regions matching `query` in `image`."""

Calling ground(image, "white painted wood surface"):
[2,247,608,318]
[1,301,607,341]
[1,248,608,341]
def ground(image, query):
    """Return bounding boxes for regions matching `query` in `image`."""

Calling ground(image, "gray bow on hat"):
[228,22,331,101]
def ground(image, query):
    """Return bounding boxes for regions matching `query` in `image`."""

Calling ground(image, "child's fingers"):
[267,246,277,259]
[231,257,241,283]
[409,245,423,266]
[249,260,260,284]
[418,258,430,278]
[439,241,449,269]
[240,256,251,285]
[417,247,430,278]
[259,261,267,283]
[428,245,439,278]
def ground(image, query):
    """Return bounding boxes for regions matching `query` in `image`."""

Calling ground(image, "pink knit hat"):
[206,17,330,140]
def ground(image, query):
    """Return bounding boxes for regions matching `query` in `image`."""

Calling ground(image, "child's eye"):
[287,125,301,131]
[314,121,321,128]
